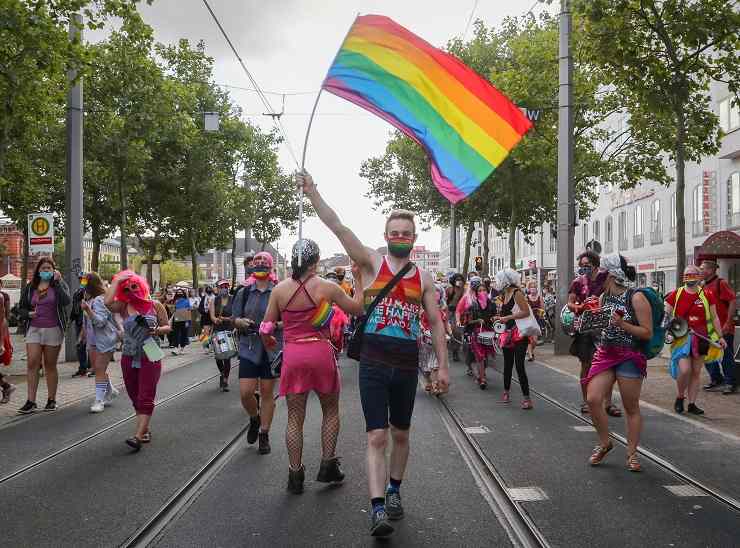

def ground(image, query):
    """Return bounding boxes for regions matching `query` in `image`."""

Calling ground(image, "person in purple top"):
[17,257,71,414]
[567,250,621,417]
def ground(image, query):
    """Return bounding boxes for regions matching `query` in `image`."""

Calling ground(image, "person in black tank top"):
[494,269,534,409]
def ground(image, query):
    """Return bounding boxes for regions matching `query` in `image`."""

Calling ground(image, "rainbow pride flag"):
[310,300,335,329]
[322,14,532,204]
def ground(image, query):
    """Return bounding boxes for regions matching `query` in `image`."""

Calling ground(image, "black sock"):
[371,497,385,512]
[387,477,402,493]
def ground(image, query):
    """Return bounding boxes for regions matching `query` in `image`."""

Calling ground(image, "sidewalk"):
[0,337,212,424]
[533,343,740,438]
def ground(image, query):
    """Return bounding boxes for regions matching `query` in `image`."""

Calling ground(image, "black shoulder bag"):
[347,262,414,361]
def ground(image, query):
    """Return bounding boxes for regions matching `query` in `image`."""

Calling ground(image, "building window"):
[605,216,613,253]
[549,224,556,252]
[728,172,740,228]
[582,223,588,249]
[592,220,600,243]
[633,205,644,248]
[692,185,705,236]
[618,211,628,251]
[650,199,662,244]
[719,96,740,133]
[670,193,677,241]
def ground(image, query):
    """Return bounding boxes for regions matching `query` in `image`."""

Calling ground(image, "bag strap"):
[361,261,414,323]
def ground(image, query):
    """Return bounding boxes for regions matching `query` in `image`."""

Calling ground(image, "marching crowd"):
[0,171,737,538]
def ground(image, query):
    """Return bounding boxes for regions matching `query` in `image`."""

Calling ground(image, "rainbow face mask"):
[683,273,703,287]
[252,266,270,280]
[387,237,413,258]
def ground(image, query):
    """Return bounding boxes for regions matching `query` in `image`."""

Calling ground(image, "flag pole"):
[297,13,359,267]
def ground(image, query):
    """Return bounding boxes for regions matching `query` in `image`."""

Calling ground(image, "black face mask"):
[206,289,213,295]
[337,275,345,282]
[246,266,254,276]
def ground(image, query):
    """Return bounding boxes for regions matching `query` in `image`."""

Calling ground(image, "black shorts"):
[238,356,276,380]
[359,363,418,431]
[569,332,598,364]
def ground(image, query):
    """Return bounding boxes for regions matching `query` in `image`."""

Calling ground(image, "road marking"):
[532,360,740,444]
[572,425,595,432]
[664,485,708,497]
[508,487,549,502]
[464,425,491,434]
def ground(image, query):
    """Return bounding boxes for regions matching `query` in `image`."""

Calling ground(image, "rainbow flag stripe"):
[322,14,532,204]
[311,300,335,329]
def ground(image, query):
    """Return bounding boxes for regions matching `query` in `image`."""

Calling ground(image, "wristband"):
[259,321,275,335]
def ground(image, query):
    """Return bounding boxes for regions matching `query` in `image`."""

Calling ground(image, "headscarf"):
[113,270,152,315]
[600,254,628,287]
[495,269,520,291]
[467,276,488,309]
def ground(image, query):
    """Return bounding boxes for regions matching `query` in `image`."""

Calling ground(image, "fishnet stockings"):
[286,394,308,469]
[317,392,340,460]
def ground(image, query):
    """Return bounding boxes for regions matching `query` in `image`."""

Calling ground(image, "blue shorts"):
[238,355,276,380]
[359,363,418,431]
[615,360,642,379]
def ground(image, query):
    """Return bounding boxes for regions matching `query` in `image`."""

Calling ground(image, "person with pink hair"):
[105,271,171,451]
[244,251,280,286]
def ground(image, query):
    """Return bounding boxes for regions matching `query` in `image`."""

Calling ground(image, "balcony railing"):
[604,240,614,253]
[633,234,644,248]
[692,221,707,237]
[728,212,740,228]
[650,231,663,245]
[618,238,628,251]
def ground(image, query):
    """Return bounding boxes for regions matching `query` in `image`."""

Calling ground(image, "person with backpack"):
[700,259,737,394]
[665,265,727,415]
[583,255,654,472]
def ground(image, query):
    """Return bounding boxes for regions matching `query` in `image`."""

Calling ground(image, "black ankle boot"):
[316,457,345,483]
[288,465,305,494]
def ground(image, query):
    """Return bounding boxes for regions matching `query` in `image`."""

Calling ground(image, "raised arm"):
[297,171,378,272]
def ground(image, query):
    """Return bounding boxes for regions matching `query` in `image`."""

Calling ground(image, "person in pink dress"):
[261,239,364,495]
[455,276,495,389]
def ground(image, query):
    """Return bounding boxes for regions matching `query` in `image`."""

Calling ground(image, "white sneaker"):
[90,400,105,413]
[104,386,119,406]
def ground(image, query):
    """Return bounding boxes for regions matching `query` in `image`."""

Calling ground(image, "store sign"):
[609,188,655,210]
[638,262,655,272]
[703,171,716,234]
[28,213,54,254]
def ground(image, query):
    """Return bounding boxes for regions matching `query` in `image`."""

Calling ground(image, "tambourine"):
[493,321,506,334]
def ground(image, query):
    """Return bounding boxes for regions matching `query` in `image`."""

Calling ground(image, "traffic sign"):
[28,213,54,254]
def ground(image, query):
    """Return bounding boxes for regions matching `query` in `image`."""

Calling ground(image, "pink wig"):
[113,271,152,315]
[254,252,274,268]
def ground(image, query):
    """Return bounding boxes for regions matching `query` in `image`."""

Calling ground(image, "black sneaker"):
[370,507,394,537]
[674,397,685,414]
[44,399,57,411]
[723,385,737,395]
[247,416,260,444]
[703,381,724,391]
[287,465,305,494]
[385,490,404,520]
[316,457,345,483]
[687,403,705,415]
[72,369,88,378]
[258,431,271,454]
[17,400,37,414]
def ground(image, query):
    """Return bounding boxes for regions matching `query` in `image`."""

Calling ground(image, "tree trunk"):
[146,255,154,292]
[118,176,128,270]
[508,213,517,269]
[190,231,199,291]
[462,223,474,275]
[260,240,267,252]
[482,222,490,276]
[231,224,237,287]
[674,108,687,288]
[21,223,29,283]
[244,225,251,254]
[91,225,101,272]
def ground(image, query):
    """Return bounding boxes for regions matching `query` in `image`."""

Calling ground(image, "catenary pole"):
[554,0,575,355]
[64,13,84,362]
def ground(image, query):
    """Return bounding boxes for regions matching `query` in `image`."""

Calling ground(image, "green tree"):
[574,0,740,285]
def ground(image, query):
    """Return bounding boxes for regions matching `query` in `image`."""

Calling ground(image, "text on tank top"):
[362,257,422,370]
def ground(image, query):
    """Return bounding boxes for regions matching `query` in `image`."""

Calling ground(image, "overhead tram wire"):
[462,0,479,41]
[200,0,301,167]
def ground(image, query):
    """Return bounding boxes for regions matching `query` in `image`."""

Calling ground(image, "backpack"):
[626,287,665,359]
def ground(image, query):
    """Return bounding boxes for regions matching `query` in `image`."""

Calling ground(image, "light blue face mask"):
[39,271,53,282]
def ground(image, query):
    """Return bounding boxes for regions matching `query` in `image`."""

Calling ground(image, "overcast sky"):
[103,0,555,258]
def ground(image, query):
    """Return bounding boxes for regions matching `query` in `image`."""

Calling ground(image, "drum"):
[477,331,497,347]
[492,321,506,334]
[213,330,238,360]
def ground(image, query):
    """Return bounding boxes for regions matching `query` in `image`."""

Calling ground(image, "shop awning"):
[694,230,740,263]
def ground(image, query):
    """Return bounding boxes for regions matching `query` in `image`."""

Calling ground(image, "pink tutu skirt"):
[279,340,340,396]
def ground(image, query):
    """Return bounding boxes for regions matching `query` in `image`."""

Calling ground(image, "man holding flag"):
[298,171,449,538]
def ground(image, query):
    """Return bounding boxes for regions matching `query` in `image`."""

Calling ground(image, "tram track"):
[435,391,550,548]
[482,360,740,514]
[0,372,222,486]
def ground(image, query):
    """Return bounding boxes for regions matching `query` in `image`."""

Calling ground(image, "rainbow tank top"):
[362,257,422,370]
